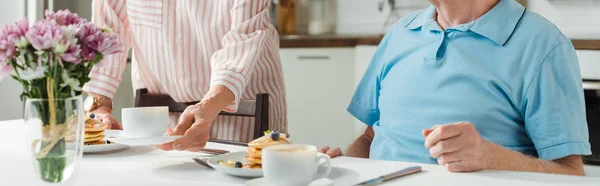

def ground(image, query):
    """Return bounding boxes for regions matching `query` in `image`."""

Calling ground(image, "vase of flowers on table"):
[0,10,122,185]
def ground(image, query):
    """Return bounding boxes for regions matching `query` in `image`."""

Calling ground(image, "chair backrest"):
[134,89,269,146]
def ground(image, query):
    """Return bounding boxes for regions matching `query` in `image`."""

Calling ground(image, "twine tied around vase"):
[31,78,69,159]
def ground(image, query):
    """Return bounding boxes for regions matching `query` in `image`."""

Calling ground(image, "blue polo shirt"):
[348,0,591,164]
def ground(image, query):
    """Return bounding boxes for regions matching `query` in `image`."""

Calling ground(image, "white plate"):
[246,178,334,186]
[208,151,263,178]
[109,136,183,146]
[83,143,128,153]
[104,129,125,138]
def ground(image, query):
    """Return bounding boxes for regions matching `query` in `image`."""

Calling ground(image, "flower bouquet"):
[0,10,122,184]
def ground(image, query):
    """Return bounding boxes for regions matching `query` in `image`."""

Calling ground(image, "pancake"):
[85,130,104,138]
[85,117,101,125]
[247,135,291,148]
[85,123,107,132]
[84,135,105,143]
[246,148,262,158]
[244,156,262,164]
[242,131,291,169]
[80,115,108,145]
[85,134,104,141]
[85,117,107,132]
[242,163,262,169]
[248,147,261,153]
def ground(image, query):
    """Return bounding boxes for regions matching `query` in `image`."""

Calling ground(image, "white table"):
[1,119,599,186]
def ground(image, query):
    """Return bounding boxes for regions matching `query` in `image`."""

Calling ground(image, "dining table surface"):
[1,119,599,186]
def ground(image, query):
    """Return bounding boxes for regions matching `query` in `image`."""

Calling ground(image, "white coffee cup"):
[121,106,169,138]
[262,144,332,186]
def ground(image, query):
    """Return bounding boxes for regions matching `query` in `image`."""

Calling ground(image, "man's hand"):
[89,106,122,130]
[423,122,491,172]
[318,146,343,158]
[157,104,213,152]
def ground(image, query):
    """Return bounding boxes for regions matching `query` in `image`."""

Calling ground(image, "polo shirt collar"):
[405,6,436,30]
[469,0,526,46]
[405,0,526,46]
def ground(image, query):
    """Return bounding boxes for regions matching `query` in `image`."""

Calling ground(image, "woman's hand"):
[157,104,214,151]
[89,106,122,130]
[157,85,235,151]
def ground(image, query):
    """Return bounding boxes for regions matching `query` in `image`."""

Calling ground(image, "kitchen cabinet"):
[280,48,357,149]
[279,46,379,150]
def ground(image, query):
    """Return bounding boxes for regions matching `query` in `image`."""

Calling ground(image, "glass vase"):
[23,96,84,185]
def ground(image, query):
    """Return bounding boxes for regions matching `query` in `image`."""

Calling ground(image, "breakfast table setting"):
[1,8,600,186]
[1,118,600,186]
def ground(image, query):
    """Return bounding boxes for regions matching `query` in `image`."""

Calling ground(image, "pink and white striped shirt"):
[83,0,287,142]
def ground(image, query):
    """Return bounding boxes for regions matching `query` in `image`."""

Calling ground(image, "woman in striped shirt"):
[84,0,287,152]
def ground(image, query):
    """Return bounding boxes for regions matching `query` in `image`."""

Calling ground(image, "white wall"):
[336,0,600,39]
[0,0,26,120]
[0,0,25,24]
[336,0,429,34]
[528,0,600,39]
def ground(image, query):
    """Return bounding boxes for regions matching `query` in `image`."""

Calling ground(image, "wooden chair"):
[134,88,269,146]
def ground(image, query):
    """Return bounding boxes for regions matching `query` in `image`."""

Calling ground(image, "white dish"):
[208,151,263,178]
[109,136,183,146]
[104,129,125,138]
[246,178,334,186]
[83,143,128,153]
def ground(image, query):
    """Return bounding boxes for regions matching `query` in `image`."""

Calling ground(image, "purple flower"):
[60,43,81,64]
[0,27,13,62]
[97,34,123,56]
[8,18,29,39]
[25,20,62,50]
[45,10,85,26]
[54,25,82,64]
[0,61,11,81]
[76,23,101,60]
[76,23,122,61]
[0,19,29,61]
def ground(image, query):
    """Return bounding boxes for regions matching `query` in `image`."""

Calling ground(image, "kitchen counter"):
[280,35,384,48]
[572,40,600,50]
[281,34,600,50]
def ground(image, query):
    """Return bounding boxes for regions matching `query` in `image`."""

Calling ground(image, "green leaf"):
[19,92,27,101]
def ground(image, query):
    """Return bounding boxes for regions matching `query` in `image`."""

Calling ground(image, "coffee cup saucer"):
[245,178,334,186]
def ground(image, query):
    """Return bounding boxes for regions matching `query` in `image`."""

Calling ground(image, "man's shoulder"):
[512,11,569,47]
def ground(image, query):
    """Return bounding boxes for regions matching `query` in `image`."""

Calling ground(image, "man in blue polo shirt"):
[319,0,591,175]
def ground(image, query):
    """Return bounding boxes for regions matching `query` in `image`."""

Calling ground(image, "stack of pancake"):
[84,115,108,145]
[244,132,291,169]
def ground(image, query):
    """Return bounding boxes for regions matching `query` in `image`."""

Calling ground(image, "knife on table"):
[355,166,422,185]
